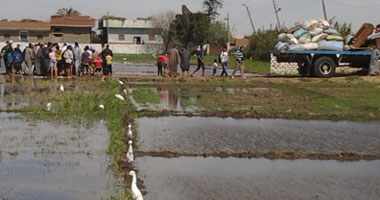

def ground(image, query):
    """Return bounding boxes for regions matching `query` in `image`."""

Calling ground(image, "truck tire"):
[312,57,336,78]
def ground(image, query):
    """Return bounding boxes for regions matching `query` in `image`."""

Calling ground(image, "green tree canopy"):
[173,12,210,47]
[203,0,223,19]
[56,7,81,16]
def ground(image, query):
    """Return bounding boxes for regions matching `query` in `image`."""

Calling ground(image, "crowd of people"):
[0,41,114,77]
[157,45,246,78]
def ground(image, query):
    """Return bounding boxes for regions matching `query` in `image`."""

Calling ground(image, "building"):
[98,16,163,45]
[0,20,50,43]
[50,16,95,43]
[0,16,95,43]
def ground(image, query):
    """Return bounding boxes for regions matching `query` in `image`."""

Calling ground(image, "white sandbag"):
[288,44,305,50]
[324,28,339,35]
[303,42,319,50]
[289,37,299,45]
[318,40,344,51]
[293,28,308,38]
[318,19,330,29]
[299,37,312,44]
[278,33,295,42]
[302,19,318,30]
[311,33,328,43]
[275,42,289,51]
[309,28,324,36]
[368,32,380,40]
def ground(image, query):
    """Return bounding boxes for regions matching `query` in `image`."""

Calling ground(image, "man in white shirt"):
[220,47,229,77]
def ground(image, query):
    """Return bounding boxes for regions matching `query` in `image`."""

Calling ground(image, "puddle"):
[0,113,118,199]
[136,157,380,200]
[136,117,380,158]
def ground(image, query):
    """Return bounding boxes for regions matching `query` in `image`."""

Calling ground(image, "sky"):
[0,0,379,36]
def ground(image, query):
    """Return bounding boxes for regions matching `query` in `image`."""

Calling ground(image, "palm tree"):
[56,7,81,16]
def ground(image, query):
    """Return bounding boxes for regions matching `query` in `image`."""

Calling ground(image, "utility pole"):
[272,0,281,29]
[242,3,256,33]
[106,12,109,44]
[225,13,230,44]
[321,0,328,20]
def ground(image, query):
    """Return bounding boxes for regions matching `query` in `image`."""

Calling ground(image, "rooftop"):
[0,20,50,31]
[50,15,95,27]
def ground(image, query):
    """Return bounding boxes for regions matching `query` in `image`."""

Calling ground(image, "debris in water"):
[59,84,64,92]
[28,120,37,127]
[47,103,52,111]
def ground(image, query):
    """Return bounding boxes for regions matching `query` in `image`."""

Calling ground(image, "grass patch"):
[131,87,160,104]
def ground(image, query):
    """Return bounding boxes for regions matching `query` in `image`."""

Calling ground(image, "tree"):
[152,11,177,52]
[173,12,210,47]
[56,7,81,16]
[247,28,283,61]
[207,21,229,46]
[203,0,223,20]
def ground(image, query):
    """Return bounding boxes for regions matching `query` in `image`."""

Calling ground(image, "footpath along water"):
[136,116,380,157]
[0,113,118,199]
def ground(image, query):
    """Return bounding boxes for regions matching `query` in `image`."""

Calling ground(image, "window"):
[20,31,28,42]
[37,35,43,40]
[149,34,155,41]
[52,27,61,32]
[118,34,125,41]
[4,34,10,39]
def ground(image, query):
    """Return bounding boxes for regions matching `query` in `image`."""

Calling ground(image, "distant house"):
[0,20,50,43]
[50,16,95,43]
[98,16,163,45]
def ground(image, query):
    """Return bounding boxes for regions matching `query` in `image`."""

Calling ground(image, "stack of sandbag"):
[275,19,344,51]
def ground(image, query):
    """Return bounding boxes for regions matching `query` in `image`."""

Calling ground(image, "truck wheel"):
[312,57,336,78]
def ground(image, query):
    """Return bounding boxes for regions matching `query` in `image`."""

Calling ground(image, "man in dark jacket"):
[179,47,191,77]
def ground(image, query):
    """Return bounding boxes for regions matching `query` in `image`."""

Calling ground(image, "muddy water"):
[136,117,380,156]
[0,113,117,199]
[136,157,380,200]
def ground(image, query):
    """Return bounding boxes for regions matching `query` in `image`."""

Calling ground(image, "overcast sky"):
[1,0,379,36]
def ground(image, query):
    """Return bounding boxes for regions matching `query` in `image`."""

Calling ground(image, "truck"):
[273,50,372,78]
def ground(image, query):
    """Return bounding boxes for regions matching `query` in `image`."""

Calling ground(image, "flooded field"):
[0,112,118,199]
[136,157,380,200]
[136,116,380,159]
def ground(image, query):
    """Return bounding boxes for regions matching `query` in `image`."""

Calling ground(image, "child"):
[105,54,112,76]
[94,56,102,76]
[49,48,58,77]
[157,53,168,76]
[212,59,218,76]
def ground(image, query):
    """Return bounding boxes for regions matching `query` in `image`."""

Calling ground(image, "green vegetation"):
[131,87,160,104]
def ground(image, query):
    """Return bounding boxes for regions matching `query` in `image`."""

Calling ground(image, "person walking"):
[179,47,191,77]
[220,47,229,77]
[369,42,380,76]
[168,45,179,77]
[191,46,206,76]
[157,53,168,76]
[22,43,35,75]
[231,46,246,78]
[73,42,81,76]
